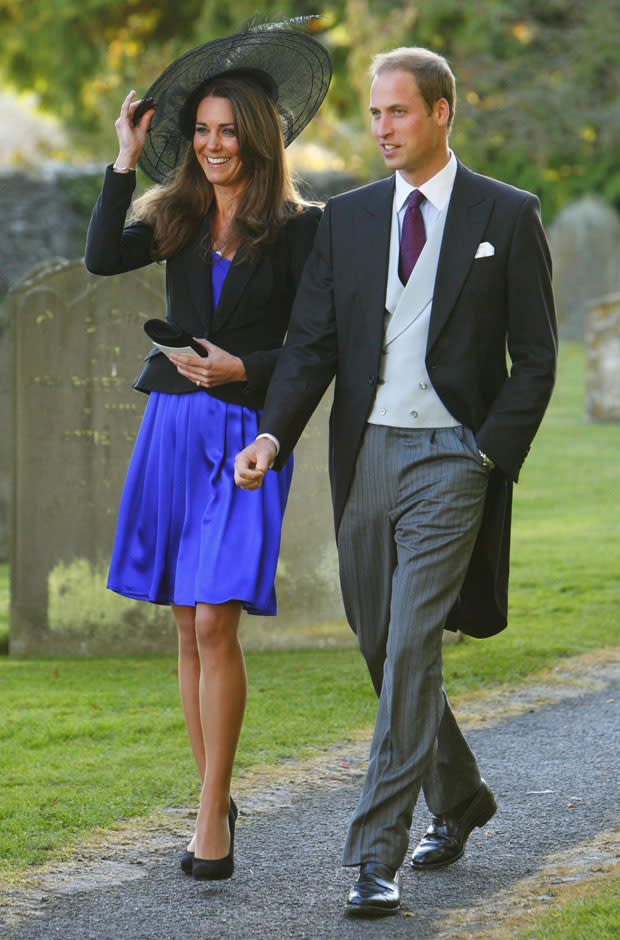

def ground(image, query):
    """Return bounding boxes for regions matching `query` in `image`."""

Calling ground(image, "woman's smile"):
[193,96,245,191]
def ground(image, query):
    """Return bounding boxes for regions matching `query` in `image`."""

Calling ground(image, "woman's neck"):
[211,192,241,259]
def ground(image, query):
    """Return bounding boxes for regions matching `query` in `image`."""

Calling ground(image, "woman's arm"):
[84,168,154,274]
[84,90,156,275]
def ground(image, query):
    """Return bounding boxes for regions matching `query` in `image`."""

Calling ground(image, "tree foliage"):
[0,0,203,127]
[318,0,620,219]
[1,0,619,218]
[411,0,620,218]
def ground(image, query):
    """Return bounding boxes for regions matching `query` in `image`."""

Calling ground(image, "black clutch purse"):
[143,318,208,358]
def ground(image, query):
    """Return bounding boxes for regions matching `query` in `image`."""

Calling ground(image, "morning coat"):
[258,161,558,638]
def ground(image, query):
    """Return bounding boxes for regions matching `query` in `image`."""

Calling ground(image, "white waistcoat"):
[367,204,460,429]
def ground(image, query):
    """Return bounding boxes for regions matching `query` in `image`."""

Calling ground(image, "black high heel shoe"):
[192,797,238,881]
[180,849,194,875]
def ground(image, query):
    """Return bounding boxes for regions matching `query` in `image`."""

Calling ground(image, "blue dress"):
[107,253,294,616]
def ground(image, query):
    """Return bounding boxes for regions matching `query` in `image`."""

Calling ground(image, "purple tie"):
[398,189,426,284]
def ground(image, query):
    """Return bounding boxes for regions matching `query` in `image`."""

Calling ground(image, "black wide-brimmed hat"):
[138,18,332,183]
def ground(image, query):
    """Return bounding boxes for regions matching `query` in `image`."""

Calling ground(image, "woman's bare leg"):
[172,604,206,851]
[172,604,207,780]
[193,600,246,860]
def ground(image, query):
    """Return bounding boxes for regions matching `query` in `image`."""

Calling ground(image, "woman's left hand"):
[168,339,247,388]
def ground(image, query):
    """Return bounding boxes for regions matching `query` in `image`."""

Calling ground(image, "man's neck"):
[398,148,451,188]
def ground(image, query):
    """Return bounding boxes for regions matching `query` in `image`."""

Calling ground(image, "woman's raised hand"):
[113,90,155,170]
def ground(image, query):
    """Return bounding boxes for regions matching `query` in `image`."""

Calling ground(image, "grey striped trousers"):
[337,424,489,868]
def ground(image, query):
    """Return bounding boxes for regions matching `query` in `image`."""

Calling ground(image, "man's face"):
[369,69,449,185]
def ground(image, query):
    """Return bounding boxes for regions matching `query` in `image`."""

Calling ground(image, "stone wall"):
[0,172,85,290]
[0,165,359,296]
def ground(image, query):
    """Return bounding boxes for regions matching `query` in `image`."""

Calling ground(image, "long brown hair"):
[131,74,308,260]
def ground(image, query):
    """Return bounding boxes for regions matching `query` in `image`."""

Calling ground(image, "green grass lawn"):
[0,649,378,869]
[512,876,620,940]
[0,342,619,882]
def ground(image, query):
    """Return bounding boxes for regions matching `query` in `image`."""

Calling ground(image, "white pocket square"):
[474,241,495,259]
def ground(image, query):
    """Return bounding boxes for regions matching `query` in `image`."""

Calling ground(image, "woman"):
[84,21,331,881]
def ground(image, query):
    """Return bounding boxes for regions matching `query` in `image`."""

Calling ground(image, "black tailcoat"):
[260,161,558,637]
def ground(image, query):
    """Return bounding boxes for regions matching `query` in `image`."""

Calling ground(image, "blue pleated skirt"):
[107,391,293,616]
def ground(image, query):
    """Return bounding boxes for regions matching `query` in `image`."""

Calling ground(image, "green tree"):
[0,1,206,128]
[0,1,326,130]
[2,0,619,217]
[313,0,620,217]
[417,0,620,217]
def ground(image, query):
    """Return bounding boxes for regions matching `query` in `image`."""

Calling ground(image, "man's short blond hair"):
[371,47,456,130]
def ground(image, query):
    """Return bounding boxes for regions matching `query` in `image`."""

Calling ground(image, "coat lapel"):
[384,204,448,345]
[178,214,261,337]
[211,249,261,333]
[183,215,212,337]
[355,177,394,349]
[427,162,494,353]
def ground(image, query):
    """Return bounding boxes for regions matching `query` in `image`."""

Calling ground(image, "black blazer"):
[84,166,321,409]
[258,161,558,637]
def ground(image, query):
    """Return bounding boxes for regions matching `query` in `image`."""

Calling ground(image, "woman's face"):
[193,95,246,191]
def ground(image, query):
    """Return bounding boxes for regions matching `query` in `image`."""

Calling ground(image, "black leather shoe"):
[192,797,238,881]
[180,848,194,875]
[345,862,400,917]
[411,780,497,870]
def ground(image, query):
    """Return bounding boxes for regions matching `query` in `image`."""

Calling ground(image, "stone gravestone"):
[548,196,620,341]
[0,296,9,561]
[585,292,620,422]
[10,259,172,656]
[10,259,346,657]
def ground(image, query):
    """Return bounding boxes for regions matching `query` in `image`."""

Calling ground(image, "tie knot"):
[408,189,425,210]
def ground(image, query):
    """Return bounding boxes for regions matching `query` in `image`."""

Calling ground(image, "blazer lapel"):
[427,162,494,353]
[178,214,261,337]
[183,215,212,337]
[211,250,262,333]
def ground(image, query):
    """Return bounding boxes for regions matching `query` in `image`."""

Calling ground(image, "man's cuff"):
[256,433,280,457]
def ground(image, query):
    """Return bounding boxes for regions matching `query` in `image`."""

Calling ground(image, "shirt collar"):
[394,151,458,213]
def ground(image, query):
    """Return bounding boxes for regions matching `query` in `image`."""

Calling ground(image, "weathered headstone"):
[548,196,620,341]
[585,292,620,422]
[9,259,346,657]
[10,259,171,655]
[0,298,9,561]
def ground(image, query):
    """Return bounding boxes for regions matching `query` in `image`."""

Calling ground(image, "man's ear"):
[434,97,450,127]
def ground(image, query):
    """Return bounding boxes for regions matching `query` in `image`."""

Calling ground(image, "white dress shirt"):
[258,152,459,457]
[390,151,457,282]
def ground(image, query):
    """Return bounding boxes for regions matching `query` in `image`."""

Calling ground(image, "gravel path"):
[2,654,619,939]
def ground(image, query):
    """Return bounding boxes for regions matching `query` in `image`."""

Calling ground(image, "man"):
[235,47,557,916]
